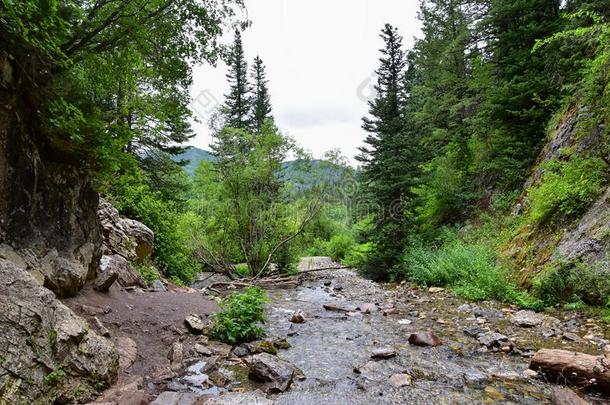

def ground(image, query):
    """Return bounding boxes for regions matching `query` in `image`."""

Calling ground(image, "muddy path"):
[259,260,609,404]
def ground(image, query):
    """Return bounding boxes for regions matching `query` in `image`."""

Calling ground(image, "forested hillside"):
[352,0,610,313]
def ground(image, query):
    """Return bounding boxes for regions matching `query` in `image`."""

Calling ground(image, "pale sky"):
[189,0,422,164]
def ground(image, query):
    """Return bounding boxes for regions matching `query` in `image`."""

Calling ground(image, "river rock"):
[204,390,273,405]
[323,302,356,312]
[245,352,302,393]
[290,309,306,323]
[478,332,508,348]
[94,316,111,337]
[428,287,445,293]
[185,314,205,334]
[371,347,397,359]
[194,343,213,356]
[511,310,560,328]
[389,373,412,387]
[151,391,200,405]
[382,307,399,316]
[408,332,442,347]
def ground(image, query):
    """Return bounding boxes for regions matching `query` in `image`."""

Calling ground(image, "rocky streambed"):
[135,258,609,405]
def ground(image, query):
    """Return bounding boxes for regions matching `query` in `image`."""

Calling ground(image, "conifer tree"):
[223,29,251,129]
[356,24,417,278]
[250,56,273,132]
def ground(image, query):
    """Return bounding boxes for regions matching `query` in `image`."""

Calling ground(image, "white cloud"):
[189,0,421,164]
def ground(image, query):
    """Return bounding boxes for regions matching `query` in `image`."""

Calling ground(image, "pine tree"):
[356,24,417,279]
[223,29,251,129]
[250,56,273,132]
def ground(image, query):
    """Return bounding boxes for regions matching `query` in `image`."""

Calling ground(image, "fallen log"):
[529,349,610,391]
[298,265,349,274]
[550,387,591,405]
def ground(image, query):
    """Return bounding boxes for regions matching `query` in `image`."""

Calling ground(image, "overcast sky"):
[189,0,422,164]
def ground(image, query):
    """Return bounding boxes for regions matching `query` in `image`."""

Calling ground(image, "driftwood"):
[549,387,591,405]
[530,349,610,390]
[200,264,348,295]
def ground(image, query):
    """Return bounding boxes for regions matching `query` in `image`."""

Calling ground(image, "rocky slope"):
[0,55,156,403]
[507,103,610,284]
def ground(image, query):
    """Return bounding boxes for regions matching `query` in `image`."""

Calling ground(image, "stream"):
[182,258,609,404]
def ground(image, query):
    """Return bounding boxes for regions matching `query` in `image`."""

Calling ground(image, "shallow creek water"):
[262,268,607,404]
[183,263,608,404]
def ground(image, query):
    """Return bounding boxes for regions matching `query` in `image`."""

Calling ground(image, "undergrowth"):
[210,287,268,344]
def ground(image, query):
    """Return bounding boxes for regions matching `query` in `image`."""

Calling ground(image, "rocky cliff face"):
[0,55,119,403]
[508,104,610,283]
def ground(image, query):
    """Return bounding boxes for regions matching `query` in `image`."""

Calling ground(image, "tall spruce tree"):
[356,24,416,279]
[250,56,273,132]
[223,29,251,129]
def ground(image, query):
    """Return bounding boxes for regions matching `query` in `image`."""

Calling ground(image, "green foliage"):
[109,169,199,284]
[210,287,268,344]
[532,261,610,307]
[399,237,522,302]
[44,369,65,385]
[527,157,607,225]
[136,263,162,287]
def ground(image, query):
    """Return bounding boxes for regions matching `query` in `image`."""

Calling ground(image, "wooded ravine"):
[0,0,609,404]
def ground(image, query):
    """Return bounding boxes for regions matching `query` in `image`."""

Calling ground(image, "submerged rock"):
[371,347,397,359]
[511,310,560,328]
[290,309,306,323]
[389,373,412,387]
[408,332,442,347]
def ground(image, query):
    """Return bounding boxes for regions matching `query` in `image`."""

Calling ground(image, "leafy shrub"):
[325,233,357,262]
[210,287,268,344]
[527,157,607,225]
[532,261,610,307]
[343,242,374,268]
[400,240,521,302]
[136,262,161,287]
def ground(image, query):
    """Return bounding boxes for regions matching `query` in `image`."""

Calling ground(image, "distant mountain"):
[173,147,216,175]
[174,147,353,188]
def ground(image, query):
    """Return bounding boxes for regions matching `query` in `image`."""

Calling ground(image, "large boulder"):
[99,254,146,289]
[0,259,118,403]
[98,198,154,262]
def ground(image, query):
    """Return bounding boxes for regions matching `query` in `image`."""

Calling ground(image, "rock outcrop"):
[96,199,152,289]
[0,259,118,403]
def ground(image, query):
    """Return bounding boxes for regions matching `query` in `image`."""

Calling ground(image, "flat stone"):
[204,390,273,405]
[562,332,582,342]
[511,310,560,328]
[116,336,138,370]
[94,316,111,337]
[457,304,471,312]
[382,308,399,316]
[389,373,412,387]
[194,343,212,356]
[477,332,508,348]
[464,326,485,338]
[408,332,442,347]
[428,287,445,293]
[150,391,200,405]
[371,347,397,359]
[185,314,205,334]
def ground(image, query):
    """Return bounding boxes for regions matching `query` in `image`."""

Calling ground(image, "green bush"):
[325,233,357,262]
[532,261,610,307]
[343,242,374,268]
[136,263,161,287]
[210,287,268,344]
[400,240,522,302]
[45,369,65,385]
[527,157,607,225]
